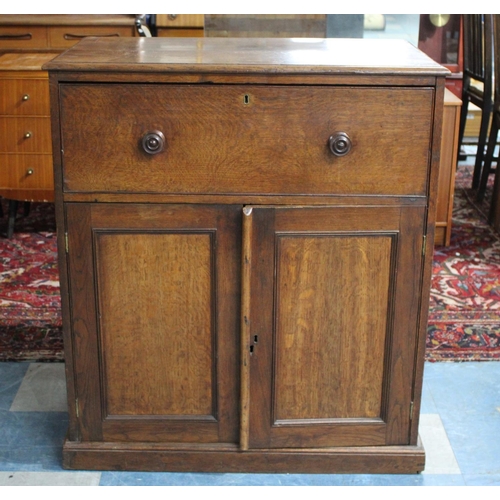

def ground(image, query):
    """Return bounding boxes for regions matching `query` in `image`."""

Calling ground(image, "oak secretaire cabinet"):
[45,37,448,473]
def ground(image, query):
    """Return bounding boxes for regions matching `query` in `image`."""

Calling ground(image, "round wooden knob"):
[141,131,165,155]
[328,132,352,157]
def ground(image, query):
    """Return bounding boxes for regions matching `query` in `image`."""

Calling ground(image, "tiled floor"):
[0,360,499,486]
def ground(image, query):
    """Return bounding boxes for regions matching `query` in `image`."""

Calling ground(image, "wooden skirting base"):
[63,439,425,474]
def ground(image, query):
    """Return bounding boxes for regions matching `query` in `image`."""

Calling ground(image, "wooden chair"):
[457,14,494,199]
[486,16,500,229]
[480,15,500,205]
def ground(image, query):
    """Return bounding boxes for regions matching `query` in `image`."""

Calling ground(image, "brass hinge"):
[409,401,415,420]
[75,398,80,418]
[64,232,69,253]
[422,235,427,257]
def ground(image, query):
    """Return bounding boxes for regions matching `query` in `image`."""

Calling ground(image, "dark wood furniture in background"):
[46,37,447,473]
[435,89,462,246]
[204,14,326,37]
[418,14,463,97]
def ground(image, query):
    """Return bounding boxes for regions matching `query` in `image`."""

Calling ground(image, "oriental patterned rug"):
[427,163,500,361]
[0,200,62,361]
[1,162,500,361]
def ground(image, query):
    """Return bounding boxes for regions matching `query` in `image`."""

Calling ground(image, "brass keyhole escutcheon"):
[243,94,250,105]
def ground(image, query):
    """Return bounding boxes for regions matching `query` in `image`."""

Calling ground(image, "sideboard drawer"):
[0,117,52,152]
[0,79,50,115]
[48,26,135,49]
[0,26,48,50]
[60,84,434,196]
[0,154,54,190]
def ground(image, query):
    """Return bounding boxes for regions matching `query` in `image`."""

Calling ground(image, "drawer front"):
[0,79,50,115]
[156,14,204,28]
[0,117,52,153]
[48,26,135,48]
[0,26,48,50]
[60,84,434,196]
[0,154,54,190]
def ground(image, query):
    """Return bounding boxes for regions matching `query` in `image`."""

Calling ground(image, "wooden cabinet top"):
[0,52,55,71]
[44,37,449,76]
[0,14,136,26]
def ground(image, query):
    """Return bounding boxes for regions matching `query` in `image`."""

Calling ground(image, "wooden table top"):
[44,37,450,76]
[0,52,57,71]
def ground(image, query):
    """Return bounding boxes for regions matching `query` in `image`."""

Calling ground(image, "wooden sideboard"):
[155,14,204,37]
[0,52,56,236]
[435,89,462,246]
[45,37,448,473]
[0,15,136,53]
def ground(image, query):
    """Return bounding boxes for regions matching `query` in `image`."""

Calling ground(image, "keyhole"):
[243,94,250,105]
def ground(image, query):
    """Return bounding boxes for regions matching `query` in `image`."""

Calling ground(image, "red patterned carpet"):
[1,164,500,361]
[0,201,62,361]
[427,165,500,361]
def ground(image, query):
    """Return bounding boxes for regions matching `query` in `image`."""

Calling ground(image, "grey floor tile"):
[0,446,64,472]
[423,362,500,417]
[464,474,500,486]
[0,362,30,410]
[0,471,101,486]
[0,411,68,448]
[10,363,67,412]
[420,380,438,414]
[441,412,500,475]
[99,471,438,486]
[419,414,461,474]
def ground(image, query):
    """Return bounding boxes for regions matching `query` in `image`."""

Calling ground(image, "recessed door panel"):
[274,234,391,422]
[96,231,214,418]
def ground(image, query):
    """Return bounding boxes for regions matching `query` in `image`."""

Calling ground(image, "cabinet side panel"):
[95,231,214,417]
[274,234,392,421]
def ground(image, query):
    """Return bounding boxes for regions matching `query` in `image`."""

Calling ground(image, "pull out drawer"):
[60,84,434,196]
[0,26,48,50]
[0,154,54,190]
[0,79,50,116]
[48,26,135,49]
[0,117,52,152]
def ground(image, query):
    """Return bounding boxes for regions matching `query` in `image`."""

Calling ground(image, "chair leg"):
[473,104,493,193]
[7,200,18,239]
[457,93,469,152]
[487,117,500,226]
[477,107,497,202]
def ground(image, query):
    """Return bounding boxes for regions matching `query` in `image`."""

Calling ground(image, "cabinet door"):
[243,205,426,449]
[65,203,241,444]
